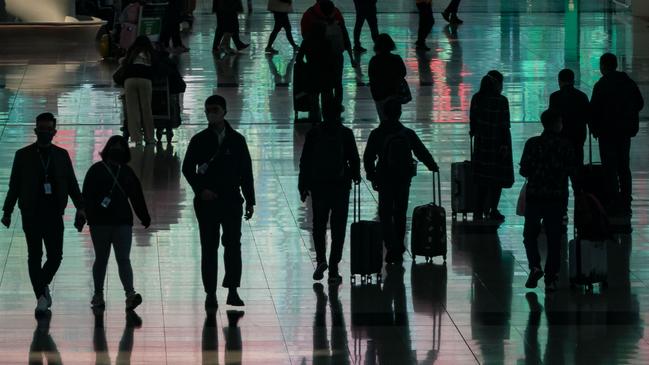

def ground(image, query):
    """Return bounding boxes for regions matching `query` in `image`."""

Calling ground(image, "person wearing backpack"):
[519,109,578,291]
[363,99,439,264]
[82,136,151,311]
[298,101,361,284]
[301,0,356,109]
[589,53,645,217]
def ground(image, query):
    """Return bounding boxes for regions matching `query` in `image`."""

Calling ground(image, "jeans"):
[416,2,434,45]
[311,187,350,271]
[523,200,565,280]
[90,225,135,296]
[267,12,296,48]
[378,180,411,255]
[353,0,379,46]
[599,136,632,212]
[194,199,243,293]
[22,214,64,298]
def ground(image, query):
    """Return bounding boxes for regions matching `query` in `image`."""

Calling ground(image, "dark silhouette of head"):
[319,0,335,16]
[101,135,131,164]
[478,70,503,96]
[34,113,57,146]
[541,109,562,133]
[322,100,342,122]
[374,33,396,54]
[600,53,618,75]
[36,112,57,128]
[126,35,154,64]
[558,68,575,87]
[383,99,402,122]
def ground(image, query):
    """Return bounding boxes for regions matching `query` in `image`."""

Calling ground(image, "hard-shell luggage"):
[451,160,473,219]
[411,171,447,262]
[569,237,608,291]
[579,133,608,207]
[350,183,383,284]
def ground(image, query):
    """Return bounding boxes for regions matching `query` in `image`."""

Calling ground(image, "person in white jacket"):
[265,0,298,54]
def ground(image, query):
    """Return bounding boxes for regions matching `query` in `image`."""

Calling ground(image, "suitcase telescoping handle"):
[432,170,441,206]
[353,181,361,223]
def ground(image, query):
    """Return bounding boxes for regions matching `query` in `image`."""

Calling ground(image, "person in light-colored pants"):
[124,77,154,144]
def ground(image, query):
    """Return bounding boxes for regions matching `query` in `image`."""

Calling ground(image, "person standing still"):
[2,113,85,314]
[82,136,151,311]
[589,53,644,217]
[122,36,157,145]
[182,95,255,310]
[520,110,578,292]
[363,100,439,264]
[298,101,361,284]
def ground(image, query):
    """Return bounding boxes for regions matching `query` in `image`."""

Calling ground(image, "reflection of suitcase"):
[569,238,608,290]
[411,171,447,262]
[293,60,312,121]
[451,160,474,219]
[350,183,383,284]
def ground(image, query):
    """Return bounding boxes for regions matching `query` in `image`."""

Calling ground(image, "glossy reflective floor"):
[2,1,649,364]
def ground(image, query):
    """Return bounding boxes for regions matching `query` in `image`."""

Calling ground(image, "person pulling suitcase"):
[298,100,361,284]
[363,99,439,265]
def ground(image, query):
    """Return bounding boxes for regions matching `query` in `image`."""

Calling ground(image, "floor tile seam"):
[443,306,483,364]
[243,221,294,365]
[0,226,14,290]
[153,233,170,365]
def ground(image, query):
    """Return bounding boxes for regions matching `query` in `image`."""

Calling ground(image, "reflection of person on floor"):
[310,283,350,365]
[2,113,85,315]
[520,109,578,292]
[183,95,255,310]
[29,311,62,365]
[201,310,244,365]
[93,309,142,365]
[443,24,462,110]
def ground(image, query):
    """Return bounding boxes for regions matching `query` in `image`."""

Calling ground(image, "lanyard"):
[38,148,51,181]
[102,162,125,196]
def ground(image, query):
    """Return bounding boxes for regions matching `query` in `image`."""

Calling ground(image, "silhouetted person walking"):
[183,95,255,310]
[2,113,85,314]
[470,70,514,221]
[82,136,151,311]
[265,0,298,54]
[352,0,379,53]
[520,109,578,291]
[299,102,360,284]
[212,0,249,53]
[415,0,434,51]
[590,53,644,216]
[441,0,463,24]
[368,33,407,122]
[364,100,439,264]
[159,0,190,53]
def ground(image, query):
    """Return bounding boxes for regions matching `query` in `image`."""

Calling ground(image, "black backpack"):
[381,128,415,179]
[311,127,347,183]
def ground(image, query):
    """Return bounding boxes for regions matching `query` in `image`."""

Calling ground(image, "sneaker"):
[35,295,49,314]
[205,294,218,310]
[354,45,367,53]
[125,293,142,311]
[328,273,343,285]
[264,47,279,54]
[236,43,250,51]
[91,293,105,308]
[44,286,52,308]
[226,290,245,307]
[313,262,328,281]
[525,268,544,289]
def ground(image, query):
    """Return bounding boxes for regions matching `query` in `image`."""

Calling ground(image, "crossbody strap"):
[102,162,126,197]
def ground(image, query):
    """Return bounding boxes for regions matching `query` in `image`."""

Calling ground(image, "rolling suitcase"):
[411,171,447,262]
[569,237,608,291]
[451,138,474,220]
[579,133,608,207]
[350,183,383,284]
[292,60,312,122]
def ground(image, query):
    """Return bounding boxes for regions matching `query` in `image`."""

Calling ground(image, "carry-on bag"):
[411,171,447,262]
[569,237,608,291]
[451,138,474,220]
[350,182,383,284]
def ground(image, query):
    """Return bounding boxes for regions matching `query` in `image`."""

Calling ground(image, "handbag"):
[516,182,527,216]
[397,79,412,104]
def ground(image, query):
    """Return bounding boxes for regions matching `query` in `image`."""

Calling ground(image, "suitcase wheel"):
[586,284,594,292]
[452,213,457,220]
[377,273,382,284]
[350,275,355,284]
[425,256,432,263]
[442,255,447,262]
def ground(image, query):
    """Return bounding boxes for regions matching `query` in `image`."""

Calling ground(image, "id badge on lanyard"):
[44,180,52,195]
[40,151,52,195]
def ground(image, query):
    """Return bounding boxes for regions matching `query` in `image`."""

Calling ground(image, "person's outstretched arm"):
[409,130,439,172]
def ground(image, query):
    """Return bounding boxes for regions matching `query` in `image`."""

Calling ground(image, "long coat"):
[469,93,514,188]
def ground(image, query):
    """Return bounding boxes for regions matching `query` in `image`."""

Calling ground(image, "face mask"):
[107,149,127,163]
[36,131,54,146]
